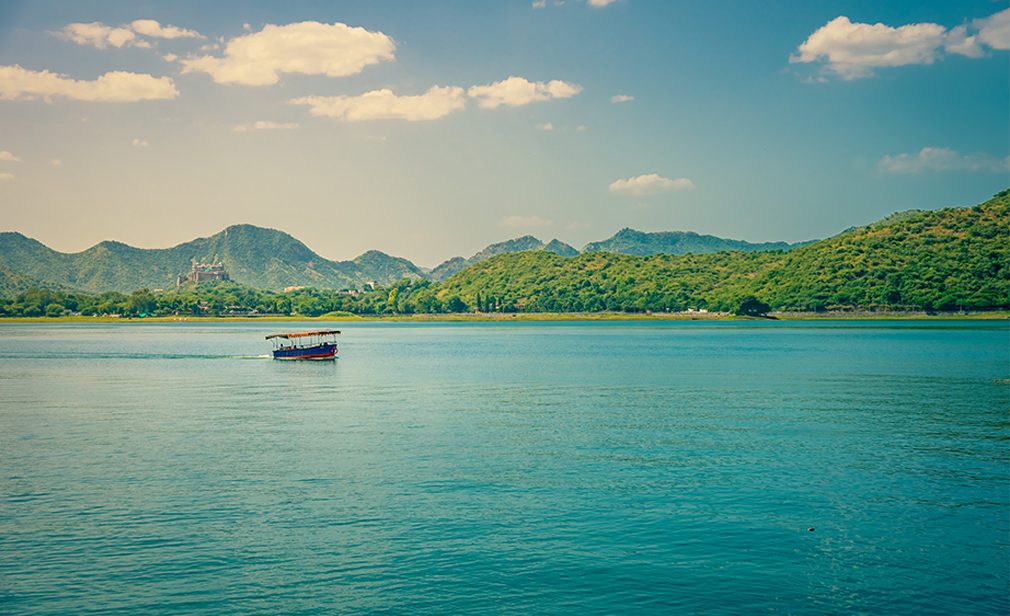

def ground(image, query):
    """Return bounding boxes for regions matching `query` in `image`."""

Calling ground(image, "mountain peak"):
[356,249,393,259]
[544,239,579,257]
[75,240,142,259]
[219,223,289,237]
[584,228,804,256]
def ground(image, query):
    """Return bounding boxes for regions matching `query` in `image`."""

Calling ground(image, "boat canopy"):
[265,330,341,340]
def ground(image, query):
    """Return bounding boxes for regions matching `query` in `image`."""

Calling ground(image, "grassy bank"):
[1,310,1007,324]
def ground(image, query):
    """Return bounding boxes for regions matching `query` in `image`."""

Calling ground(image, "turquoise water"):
[1,320,1007,614]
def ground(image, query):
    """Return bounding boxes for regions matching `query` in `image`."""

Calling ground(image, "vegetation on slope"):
[0,224,423,293]
[433,191,1009,312]
[433,250,776,312]
[1,192,1006,317]
[582,228,807,256]
[430,236,580,280]
[742,193,1008,310]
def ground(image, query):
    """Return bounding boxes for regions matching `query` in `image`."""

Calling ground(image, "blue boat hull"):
[272,342,337,360]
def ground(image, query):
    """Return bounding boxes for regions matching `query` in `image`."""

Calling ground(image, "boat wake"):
[0,352,276,361]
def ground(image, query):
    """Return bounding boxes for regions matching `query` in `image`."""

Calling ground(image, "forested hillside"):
[432,191,1009,312]
[2,192,1006,316]
[430,235,580,280]
[582,228,807,256]
[0,224,424,292]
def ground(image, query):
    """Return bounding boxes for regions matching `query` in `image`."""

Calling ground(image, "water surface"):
[1,320,1007,614]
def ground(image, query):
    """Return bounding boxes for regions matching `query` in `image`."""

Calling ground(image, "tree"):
[446,296,467,313]
[734,296,770,316]
[126,289,155,316]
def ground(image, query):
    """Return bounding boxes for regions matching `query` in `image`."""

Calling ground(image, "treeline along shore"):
[2,191,1007,319]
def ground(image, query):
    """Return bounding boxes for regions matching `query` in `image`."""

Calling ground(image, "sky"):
[0,0,1007,267]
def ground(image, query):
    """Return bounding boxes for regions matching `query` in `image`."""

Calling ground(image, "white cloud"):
[58,20,201,49]
[532,0,547,8]
[576,125,588,132]
[0,65,179,102]
[181,21,395,86]
[0,172,14,181]
[588,0,619,6]
[976,8,1010,50]
[876,147,1010,174]
[58,22,143,49]
[233,120,300,132]
[131,138,148,147]
[792,9,1010,79]
[944,25,984,58]
[611,94,634,103]
[129,19,202,40]
[290,86,466,122]
[537,122,554,131]
[51,159,63,168]
[502,215,553,227]
[468,76,582,108]
[0,150,19,162]
[609,173,695,196]
[791,16,946,79]
[161,53,179,62]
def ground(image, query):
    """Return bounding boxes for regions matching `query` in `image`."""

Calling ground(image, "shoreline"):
[0,310,1007,324]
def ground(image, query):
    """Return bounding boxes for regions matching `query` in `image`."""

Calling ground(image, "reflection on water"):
[1,321,1007,614]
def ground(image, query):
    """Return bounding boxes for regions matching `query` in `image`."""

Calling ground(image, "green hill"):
[0,222,813,294]
[3,193,1006,313]
[0,224,424,293]
[430,235,579,281]
[745,192,1009,310]
[429,256,468,281]
[429,228,790,282]
[544,239,579,257]
[432,192,1009,312]
[352,250,426,284]
[0,264,64,297]
[582,228,808,256]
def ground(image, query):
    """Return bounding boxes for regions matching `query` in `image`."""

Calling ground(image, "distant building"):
[178,257,230,287]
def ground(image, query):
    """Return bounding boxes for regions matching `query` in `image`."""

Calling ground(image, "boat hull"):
[272,343,337,361]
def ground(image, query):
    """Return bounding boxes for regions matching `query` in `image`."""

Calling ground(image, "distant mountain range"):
[437,191,1010,312]
[0,222,811,295]
[430,236,580,281]
[427,229,805,280]
[582,228,810,256]
[0,224,424,294]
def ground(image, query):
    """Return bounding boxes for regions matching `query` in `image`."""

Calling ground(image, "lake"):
[1,320,1007,614]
